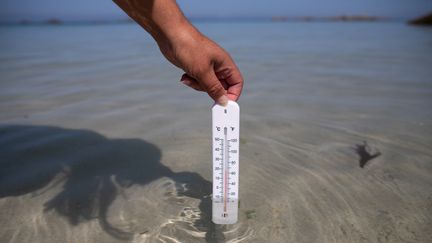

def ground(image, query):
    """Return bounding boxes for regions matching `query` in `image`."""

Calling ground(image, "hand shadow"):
[0,125,220,241]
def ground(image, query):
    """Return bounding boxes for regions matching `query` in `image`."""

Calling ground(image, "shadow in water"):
[0,125,221,241]
[353,141,381,168]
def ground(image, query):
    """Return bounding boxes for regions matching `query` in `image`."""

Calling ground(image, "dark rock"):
[409,13,432,26]
[45,18,62,25]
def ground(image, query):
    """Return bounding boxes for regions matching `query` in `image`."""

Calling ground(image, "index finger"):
[216,65,243,101]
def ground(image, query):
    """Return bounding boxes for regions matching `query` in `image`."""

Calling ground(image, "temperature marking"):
[212,100,239,224]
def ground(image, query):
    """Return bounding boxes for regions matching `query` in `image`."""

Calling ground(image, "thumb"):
[198,70,228,106]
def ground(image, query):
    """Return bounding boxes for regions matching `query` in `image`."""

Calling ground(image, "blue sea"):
[0,21,431,242]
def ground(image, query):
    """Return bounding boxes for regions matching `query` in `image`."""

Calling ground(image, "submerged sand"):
[1,23,432,242]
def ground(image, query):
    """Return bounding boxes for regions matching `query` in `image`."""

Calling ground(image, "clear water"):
[0,22,431,242]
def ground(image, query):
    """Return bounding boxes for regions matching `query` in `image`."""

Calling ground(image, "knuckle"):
[216,68,231,80]
[206,82,223,96]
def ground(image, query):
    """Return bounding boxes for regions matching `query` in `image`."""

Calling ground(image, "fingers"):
[180,68,238,106]
[180,74,204,91]
[199,70,228,105]
[180,73,228,105]
[181,73,232,94]
[182,69,228,105]
[215,63,243,102]
[179,53,242,106]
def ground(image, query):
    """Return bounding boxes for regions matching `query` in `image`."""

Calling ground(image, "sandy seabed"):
[1,22,432,242]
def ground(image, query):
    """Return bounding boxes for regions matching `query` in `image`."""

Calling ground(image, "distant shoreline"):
[0,15,407,26]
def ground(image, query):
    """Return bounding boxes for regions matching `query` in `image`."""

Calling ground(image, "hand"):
[113,0,243,105]
[159,28,243,105]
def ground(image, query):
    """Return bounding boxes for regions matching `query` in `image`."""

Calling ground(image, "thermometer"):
[212,100,240,224]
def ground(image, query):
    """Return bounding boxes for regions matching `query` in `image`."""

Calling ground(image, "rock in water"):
[409,13,432,26]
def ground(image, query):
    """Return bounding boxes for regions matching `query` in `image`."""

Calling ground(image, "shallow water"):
[0,22,431,242]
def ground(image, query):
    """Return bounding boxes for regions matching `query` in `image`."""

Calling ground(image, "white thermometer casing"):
[212,100,240,224]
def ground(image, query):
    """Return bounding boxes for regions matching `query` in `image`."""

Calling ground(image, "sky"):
[0,0,431,22]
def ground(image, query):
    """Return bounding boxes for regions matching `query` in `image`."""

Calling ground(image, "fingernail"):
[181,80,191,86]
[217,95,229,106]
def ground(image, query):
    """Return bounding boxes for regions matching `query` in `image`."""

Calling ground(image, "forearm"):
[113,0,197,44]
[113,0,244,103]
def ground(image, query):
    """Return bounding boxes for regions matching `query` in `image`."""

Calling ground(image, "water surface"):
[0,22,431,242]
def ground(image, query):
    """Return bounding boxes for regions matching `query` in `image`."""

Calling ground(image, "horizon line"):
[0,14,411,25]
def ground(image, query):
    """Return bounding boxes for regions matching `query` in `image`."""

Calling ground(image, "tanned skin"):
[113,0,244,105]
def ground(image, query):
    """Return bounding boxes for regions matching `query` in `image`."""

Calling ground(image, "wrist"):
[152,20,198,47]
[114,0,199,47]
[154,19,206,61]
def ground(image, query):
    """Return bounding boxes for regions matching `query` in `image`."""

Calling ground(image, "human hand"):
[159,28,243,105]
[113,0,243,105]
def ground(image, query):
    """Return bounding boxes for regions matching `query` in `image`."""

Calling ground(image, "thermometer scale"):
[212,100,240,224]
